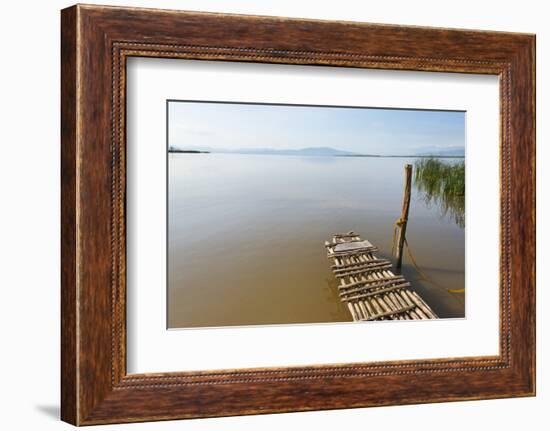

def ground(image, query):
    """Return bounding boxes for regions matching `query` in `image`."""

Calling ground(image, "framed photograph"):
[61,4,535,425]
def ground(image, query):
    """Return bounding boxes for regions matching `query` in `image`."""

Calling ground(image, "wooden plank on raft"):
[338,275,407,290]
[324,239,367,248]
[326,233,438,322]
[333,259,392,273]
[334,264,393,278]
[327,247,379,258]
[333,232,359,238]
[341,284,411,302]
[332,258,389,270]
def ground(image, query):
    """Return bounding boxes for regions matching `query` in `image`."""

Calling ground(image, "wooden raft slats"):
[332,258,390,270]
[341,283,411,302]
[339,275,407,290]
[333,232,360,239]
[324,239,366,248]
[327,246,378,258]
[326,234,438,322]
[334,263,393,278]
[364,304,417,321]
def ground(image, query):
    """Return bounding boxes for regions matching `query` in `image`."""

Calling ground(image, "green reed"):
[414,158,465,228]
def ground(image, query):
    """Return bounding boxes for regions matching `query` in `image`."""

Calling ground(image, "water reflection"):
[413,158,465,228]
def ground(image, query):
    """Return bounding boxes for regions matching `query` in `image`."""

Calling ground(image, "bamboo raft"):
[326,232,438,321]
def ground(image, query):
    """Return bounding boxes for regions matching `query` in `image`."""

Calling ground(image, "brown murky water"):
[168,153,465,328]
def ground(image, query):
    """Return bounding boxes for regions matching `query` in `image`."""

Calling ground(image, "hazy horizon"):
[168,101,465,156]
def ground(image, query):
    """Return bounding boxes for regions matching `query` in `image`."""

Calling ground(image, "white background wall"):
[0,0,546,429]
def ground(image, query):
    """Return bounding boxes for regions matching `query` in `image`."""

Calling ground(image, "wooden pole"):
[395,164,412,269]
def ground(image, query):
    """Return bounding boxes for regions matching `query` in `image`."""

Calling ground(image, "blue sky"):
[168,101,465,155]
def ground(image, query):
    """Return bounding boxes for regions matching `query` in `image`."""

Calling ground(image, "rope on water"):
[392,218,464,294]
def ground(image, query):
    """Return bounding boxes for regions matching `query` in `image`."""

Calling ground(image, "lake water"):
[168,153,465,328]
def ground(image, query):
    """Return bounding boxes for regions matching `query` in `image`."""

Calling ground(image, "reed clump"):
[414,158,465,228]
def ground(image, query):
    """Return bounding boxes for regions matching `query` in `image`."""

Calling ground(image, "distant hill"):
[168,145,465,158]
[231,147,357,156]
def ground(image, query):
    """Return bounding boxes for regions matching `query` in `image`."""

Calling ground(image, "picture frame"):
[61,4,535,425]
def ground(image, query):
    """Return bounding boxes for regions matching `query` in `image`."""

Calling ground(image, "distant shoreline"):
[168,149,210,154]
[337,154,465,159]
[169,151,464,158]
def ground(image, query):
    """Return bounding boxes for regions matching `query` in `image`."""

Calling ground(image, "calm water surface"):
[168,154,465,328]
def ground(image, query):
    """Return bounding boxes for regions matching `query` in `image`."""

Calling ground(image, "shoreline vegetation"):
[414,158,465,228]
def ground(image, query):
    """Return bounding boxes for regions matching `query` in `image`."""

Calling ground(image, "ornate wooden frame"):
[61,4,536,425]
